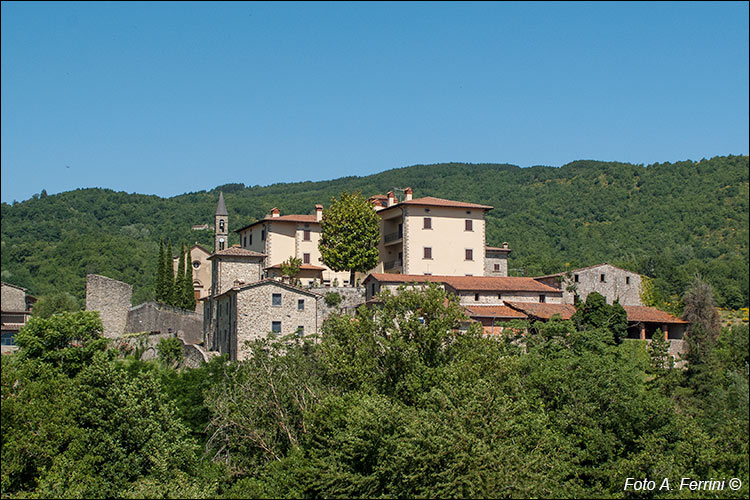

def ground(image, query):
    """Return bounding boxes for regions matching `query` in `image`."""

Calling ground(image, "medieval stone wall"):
[311,286,366,323]
[85,274,132,338]
[125,301,203,344]
[1,283,27,311]
[212,258,262,296]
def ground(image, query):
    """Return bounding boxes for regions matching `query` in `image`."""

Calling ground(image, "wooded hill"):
[1,155,748,308]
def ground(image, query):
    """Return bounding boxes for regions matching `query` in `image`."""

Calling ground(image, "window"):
[474,293,480,302]
[574,274,579,282]
[626,276,631,285]
[465,248,473,261]
[424,247,432,259]
[423,217,432,229]
[303,253,311,264]
[494,263,500,272]
[219,219,225,231]
[539,295,546,303]
[465,219,473,231]
[261,227,266,240]
[271,321,281,333]
[1,333,16,346]
[497,293,502,299]
[600,274,606,282]
[303,229,311,241]
[243,236,247,247]
[219,238,225,251]
[272,293,282,306]
[296,326,304,337]
[193,261,200,269]
[298,299,304,310]
[249,233,253,245]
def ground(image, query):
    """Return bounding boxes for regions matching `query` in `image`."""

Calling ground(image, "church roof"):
[215,192,228,216]
[207,246,265,260]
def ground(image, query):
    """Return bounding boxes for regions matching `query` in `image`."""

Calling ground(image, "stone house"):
[206,279,321,361]
[534,263,643,306]
[1,282,36,354]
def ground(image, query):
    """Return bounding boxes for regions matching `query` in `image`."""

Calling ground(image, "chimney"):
[315,204,323,222]
[502,242,509,249]
[404,187,413,201]
[270,207,280,218]
[387,191,395,207]
[233,279,245,288]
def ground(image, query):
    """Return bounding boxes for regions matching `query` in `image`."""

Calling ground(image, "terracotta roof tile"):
[235,214,318,233]
[486,246,512,252]
[464,305,528,319]
[364,273,561,293]
[375,195,493,211]
[207,247,266,260]
[505,302,578,320]
[623,306,688,324]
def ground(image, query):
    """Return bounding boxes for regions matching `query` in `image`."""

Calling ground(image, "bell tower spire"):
[214,192,228,252]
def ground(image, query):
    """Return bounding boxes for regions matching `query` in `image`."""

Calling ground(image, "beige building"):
[207,279,321,361]
[371,189,494,277]
[534,263,644,306]
[1,282,36,354]
[235,205,351,286]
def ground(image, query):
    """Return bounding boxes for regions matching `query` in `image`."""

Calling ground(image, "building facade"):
[534,263,644,306]
[1,282,35,354]
[207,279,321,361]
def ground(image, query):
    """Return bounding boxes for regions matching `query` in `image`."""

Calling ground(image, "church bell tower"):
[214,192,228,252]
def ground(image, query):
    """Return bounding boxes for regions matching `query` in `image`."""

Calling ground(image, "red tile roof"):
[235,214,319,233]
[464,305,528,319]
[376,196,493,211]
[207,247,266,260]
[623,306,688,324]
[486,246,512,252]
[364,273,561,293]
[505,302,578,320]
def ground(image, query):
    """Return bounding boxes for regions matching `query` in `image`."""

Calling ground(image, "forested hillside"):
[1,155,748,308]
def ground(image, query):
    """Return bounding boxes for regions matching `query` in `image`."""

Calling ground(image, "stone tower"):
[214,192,228,252]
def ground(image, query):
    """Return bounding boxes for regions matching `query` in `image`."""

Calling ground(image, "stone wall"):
[311,286,366,323]
[125,301,203,344]
[85,274,132,338]
[212,257,263,296]
[537,264,643,306]
[484,252,509,277]
[455,290,563,305]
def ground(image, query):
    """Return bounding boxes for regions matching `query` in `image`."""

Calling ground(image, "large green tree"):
[318,191,380,287]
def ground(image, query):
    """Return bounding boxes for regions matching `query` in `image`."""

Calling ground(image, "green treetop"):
[318,191,380,287]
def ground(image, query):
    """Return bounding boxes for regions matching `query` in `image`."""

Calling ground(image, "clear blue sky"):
[2,1,748,203]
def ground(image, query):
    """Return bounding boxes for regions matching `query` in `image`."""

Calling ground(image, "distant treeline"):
[1,155,748,308]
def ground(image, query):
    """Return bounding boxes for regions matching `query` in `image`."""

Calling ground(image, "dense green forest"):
[2,286,748,498]
[1,155,748,308]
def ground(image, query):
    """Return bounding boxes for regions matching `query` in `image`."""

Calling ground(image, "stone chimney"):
[387,191,396,207]
[404,187,413,201]
[502,242,509,249]
[233,279,245,288]
[270,207,280,218]
[315,204,323,222]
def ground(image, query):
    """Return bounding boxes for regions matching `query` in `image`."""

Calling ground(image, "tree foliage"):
[319,191,380,286]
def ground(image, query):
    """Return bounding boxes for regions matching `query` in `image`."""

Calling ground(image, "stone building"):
[1,282,36,354]
[206,279,321,361]
[534,263,644,306]
[485,244,511,276]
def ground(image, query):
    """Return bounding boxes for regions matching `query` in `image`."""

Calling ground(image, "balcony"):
[384,259,403,270]
[384,230,403,245]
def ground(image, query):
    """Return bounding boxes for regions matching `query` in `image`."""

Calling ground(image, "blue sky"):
[1,1,748,203]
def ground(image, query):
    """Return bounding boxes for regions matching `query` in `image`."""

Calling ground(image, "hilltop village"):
[2,189,688,360]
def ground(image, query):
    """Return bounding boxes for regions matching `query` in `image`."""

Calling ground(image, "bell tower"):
[214,192,228,252]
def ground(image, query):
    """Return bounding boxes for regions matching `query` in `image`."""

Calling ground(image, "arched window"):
[219,237,225,250]
[219,219,225,231]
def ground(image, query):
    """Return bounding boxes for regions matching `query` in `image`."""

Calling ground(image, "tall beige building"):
[371,188,495,277]
[235,205,350,286]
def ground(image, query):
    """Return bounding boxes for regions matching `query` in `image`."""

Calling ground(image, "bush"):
[324,292,342,307]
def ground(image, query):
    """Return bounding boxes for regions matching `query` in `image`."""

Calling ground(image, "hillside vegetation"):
[1,155,748,308]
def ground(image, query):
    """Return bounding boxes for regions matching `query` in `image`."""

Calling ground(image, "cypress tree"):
[175,242,186,308]
[156,239,166,303]
[183,251,196,310]
[165,239,175,306]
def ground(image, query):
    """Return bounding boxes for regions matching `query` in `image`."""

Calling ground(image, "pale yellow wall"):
[402,205,486,276]
[173,247,212,300]
[238,224,266,255]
